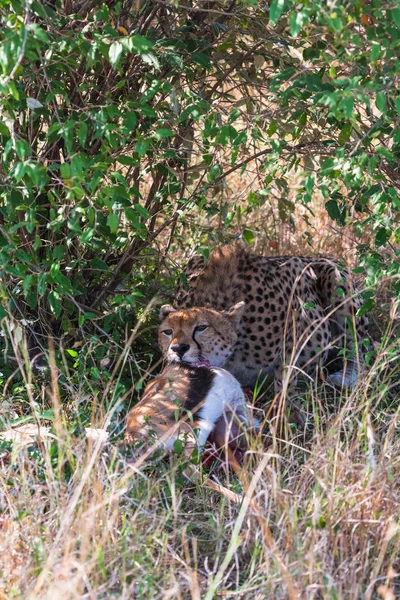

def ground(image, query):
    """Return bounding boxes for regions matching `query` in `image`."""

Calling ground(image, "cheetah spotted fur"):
[175,245,369,394]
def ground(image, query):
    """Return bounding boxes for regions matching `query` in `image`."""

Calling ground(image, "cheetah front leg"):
[272,301,332,426]
[272,363,302,425]
[327,358,360,389]
[324,294,368,390]
[326,337,363,390]
[312,260,369,390]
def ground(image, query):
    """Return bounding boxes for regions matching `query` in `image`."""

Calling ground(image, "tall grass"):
[1,312,399,600]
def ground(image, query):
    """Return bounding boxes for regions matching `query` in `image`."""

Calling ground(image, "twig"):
[208,141,322,188]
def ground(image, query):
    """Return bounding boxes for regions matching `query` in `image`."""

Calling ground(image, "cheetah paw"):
[327,369,358,389]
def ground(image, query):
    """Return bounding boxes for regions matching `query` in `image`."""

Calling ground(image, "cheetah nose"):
[171,343,190,359]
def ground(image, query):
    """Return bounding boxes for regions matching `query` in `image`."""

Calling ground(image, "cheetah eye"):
[162,329,173,336]
[194,324,208,333]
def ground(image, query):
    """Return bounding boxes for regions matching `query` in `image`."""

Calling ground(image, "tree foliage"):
[0,0,400,343]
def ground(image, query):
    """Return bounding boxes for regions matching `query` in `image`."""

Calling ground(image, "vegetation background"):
[0,0,399,597]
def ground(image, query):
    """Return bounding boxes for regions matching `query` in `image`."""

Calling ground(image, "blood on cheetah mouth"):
[185,359,211,368]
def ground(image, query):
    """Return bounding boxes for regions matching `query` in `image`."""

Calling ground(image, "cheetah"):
[126,302,258,460]
[174,245,368,396]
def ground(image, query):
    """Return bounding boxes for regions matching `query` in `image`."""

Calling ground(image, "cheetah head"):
[158,302,245,367]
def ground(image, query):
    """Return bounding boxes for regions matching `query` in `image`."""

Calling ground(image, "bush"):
[1,0,400,341]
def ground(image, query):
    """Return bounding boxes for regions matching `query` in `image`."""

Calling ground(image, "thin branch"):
[208,141,326,188]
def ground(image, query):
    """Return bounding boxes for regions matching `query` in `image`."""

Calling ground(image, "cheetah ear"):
[223,301,245,328]
[159,304,177,322]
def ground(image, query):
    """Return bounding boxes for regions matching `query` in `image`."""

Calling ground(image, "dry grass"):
[1,315,399,600]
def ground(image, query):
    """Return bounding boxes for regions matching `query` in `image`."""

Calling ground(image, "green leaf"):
[267,121,277,136]
[77,122,88,146]
[326,199,345,225]
[37,273,47,296]
[39,409,56,420]
[81,229,94,244]
[118,155,135,166]
[22,274,34,293]
[270,0,286,25]
[125,208,140,228]
[303,302,316,310]
[126,35,159,68]
[66,349,78,357]
[216,125,237,147]
[338,122,351,145]
[375,92,386,113]
[173,439,184,455]
[107,213,119,234]
[154,128,174,139]
[15,140,30,160]
[133,203,150,219]
[391,8,400,27]
[83,312,97,320]
[128,35,154,53]
[375,146,393,161]
[48,291,61,317]
[339,96,354,119]
[28,23,50,43]
[290,10,308,37]
[375,227,391,247]
[90,258,109,271]
[330,15,343,31]
[370,44,380,62]
[13,162,25,182]
[109,42,123,67]
[243,228,255,245]
[135,140,150,156]
[139,104,157,118]
[177,103,209,123]
[270,68,296,89]
[207,164,222,183]
[8,81,19,100]
[190,447,201,465]
[356,298,376,317]
[124,112,137,130]
[191,52,211,69]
